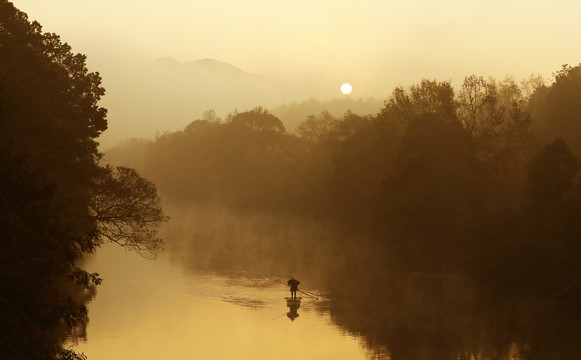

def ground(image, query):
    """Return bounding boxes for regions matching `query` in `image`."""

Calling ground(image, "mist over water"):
[73,202,581,360]
[160,203,340,281]
[72,229,368,360]
[97,69,581,359]
[5,2,581,359]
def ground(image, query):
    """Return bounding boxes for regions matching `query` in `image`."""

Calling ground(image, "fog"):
[101,71,581,358]
[15,0,581,148]
[158,203,339,282]
[5,0,581,359]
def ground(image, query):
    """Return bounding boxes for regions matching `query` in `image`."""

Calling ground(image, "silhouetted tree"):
[200,109,222,124]
[524,138,581,296]
[529,64,581,153]
[227,106,285,133]
[296,111,336,143]
[325,111,394,230]
[383,113,481,272]
[458,75,534,162]
[271,96,382,132]
[458,75,500,139]
[145,108,312,212]
[379,79,456,127]
[527,139,579,219]
[458,75,536,217]
[90,166,167,258]
[0,2,166,359]
[107,68,581,304]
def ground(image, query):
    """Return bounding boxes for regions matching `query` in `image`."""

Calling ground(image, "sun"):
[340,83,352,95]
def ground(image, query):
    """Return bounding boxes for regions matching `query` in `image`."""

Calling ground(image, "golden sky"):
[14,0,581,94]
[12,0,581,147]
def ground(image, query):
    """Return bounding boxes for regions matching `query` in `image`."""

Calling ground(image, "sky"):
[11,0,581,145]
[15,0,581,88]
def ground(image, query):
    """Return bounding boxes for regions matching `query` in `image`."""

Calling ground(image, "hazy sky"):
[11,0,581,147]
[14,0,581,95]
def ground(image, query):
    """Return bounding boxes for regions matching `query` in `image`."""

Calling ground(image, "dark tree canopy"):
[91,165,166,258]
[0,2,166,359]
[530,64,581,153]
[227,106,285,133]
[522,138,581,296]
[109,63,581,292]
[143,108,308,212]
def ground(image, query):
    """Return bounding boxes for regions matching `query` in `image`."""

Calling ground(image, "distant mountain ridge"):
[99,56,311,147]
[152,57,247,76]
[187,58,246,74]
[99,56,381,148]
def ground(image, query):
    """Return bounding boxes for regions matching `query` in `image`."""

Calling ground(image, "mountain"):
[151,57,245,76]
[186,58,246,75]
[98,57,318,148]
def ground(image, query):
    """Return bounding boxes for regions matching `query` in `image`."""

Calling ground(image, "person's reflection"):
[286,298,301,321]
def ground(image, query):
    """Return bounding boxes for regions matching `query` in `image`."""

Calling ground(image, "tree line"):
[110,65,581,301]
[270,96,382,133]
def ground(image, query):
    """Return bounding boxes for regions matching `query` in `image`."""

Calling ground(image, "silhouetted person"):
[287,277,300,299]
[287,305,300,321]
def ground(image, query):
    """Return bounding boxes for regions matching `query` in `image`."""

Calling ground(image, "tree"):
[527,138,579,219]
[143,107,314,212]
[296,111,336,143]
[457,75,536,218]
[270,96,382,133]
[379,79,456,124]
[90,166,168,259]
[200,109,222,124]
[325,111,393,229]
[457,75,501,139]
[227,106,285,133]
[0,2,166,359]
[458,75,534,165]
[525,138,581,296]
[382,112,481,272]
[375,79,456,145]
[529,64,581,153]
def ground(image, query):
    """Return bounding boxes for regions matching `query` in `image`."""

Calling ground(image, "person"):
[286,304,300,321]
[287,277,300,299]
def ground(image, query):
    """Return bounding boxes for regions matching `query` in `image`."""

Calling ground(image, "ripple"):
[220,295,270,309]
[183,274,278,309]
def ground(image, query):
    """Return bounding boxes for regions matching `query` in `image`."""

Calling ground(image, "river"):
[69,204,581,360]
[71,244,370,360]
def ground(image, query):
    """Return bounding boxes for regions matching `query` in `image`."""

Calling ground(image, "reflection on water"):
[72,240,581,359]
[285,297,301,321]
[326,271,581,360]
[184,276,273,309]
[71,244,367,360]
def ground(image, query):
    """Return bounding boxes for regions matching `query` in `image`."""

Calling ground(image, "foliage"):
[270,96,382,132]
[0,2,166,359]
[383,112,481,272]
[144,108,310,211]
[107,59,581,300]
[379,79,456,125]
[523,139,581,295]
[529,63,581,153]
[457,75,536,217]
[296,110,336,143]
[227,106,285,133]
[325,111,390,229]
[90,166,168,258]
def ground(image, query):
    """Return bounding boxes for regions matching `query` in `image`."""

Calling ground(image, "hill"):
[98,57,319,147]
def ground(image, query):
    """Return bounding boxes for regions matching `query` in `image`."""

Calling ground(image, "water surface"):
[72,244,369,360]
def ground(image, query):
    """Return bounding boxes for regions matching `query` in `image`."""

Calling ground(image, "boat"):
[285,297,301,321]
[285,297,302,308]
